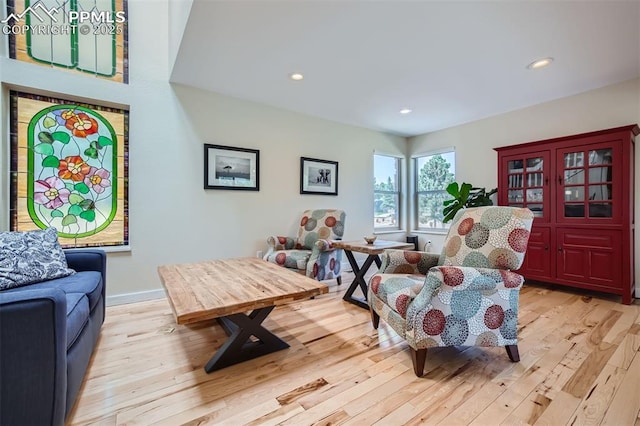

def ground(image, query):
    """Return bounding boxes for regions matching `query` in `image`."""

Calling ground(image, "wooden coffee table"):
[158,257,328,373]
[332,240,414,310]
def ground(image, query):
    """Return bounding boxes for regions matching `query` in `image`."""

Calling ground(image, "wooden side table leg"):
[343,252,376,310]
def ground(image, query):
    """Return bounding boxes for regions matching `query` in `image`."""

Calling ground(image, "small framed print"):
[300,157,338,196]
[204,144,259,191]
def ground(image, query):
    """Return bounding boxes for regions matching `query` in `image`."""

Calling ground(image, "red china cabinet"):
[495,125,638,304]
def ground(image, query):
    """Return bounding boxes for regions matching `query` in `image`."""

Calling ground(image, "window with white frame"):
[374,154,400,229]
[415,150,456,230]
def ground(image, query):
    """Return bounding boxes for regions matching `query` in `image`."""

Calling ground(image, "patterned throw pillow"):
[0,227,75,290]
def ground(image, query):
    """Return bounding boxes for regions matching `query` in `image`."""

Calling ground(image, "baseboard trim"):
[106,289,165,307]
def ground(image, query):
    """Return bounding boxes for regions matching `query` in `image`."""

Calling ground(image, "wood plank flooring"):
[67,275,640,425]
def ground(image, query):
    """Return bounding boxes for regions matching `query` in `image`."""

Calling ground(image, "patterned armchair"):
[368,206,533,376]
[264,209,346,284]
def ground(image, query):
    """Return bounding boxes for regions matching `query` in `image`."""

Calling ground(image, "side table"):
[332,240,414,310]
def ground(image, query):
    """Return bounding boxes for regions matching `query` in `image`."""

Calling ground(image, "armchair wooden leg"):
[370,308,380,329]
[505,344,520,362]
[410,348,427,377]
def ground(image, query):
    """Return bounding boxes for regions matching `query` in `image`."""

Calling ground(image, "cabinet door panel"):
[520,227,552,278]
[556,229,621,289]
[590,252,618,282]
[560,247,586,279]
[556,141,622,224]
[500,151,550,223]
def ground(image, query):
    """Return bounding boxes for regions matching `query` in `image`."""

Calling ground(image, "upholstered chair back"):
[439,206,534,270]
[296,209,346,249]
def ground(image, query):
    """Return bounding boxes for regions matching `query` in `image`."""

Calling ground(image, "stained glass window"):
[10,91,129,248]
[5,0,128,83]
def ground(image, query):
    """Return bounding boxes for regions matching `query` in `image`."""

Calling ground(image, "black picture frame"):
[204,144,260,191]
[300,157,338,195]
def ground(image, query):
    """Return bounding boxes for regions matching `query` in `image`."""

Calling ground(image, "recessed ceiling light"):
[289,72,304,81]
[399,108,412,114]
[527,57,554,70]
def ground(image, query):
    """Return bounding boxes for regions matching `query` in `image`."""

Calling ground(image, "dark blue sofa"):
[0,249,106,426]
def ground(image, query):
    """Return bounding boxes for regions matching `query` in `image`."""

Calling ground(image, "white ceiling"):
[170,1,640,137]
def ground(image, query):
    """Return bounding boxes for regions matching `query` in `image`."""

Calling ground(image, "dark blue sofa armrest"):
[64,249,106,285]
[0,288,68,426]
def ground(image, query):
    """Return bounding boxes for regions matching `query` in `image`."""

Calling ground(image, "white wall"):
[2,0,638,300]
[168,0,193,74]
[0,0,406,299]
[408,77,640,292]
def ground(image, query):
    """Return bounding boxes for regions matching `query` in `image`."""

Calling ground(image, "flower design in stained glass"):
[27,105,118,238]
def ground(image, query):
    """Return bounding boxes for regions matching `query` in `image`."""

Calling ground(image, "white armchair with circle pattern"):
[368,206,534,376]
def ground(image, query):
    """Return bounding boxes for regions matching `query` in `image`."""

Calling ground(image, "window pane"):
[508,174,523,188]
[589,203,612,217]
[526,189,543,202]
[374,155,399,228]
[415,151,455,229]
[508,160,523,173]
[564,187,585,201]
[417,192,449,229]
[564,152,584,168]
[565,204,585,217]
[374,155,399,191]
[588,185,613,201]
[526,172,543,187]
[416,152,455,192]
[588,149,612,165]
[565,169,584,184]
[526,157,543,171]
[588,167,612,183]
[508,189,523,203]
[373,194,399,227]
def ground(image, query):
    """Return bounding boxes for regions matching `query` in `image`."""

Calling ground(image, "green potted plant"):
[442,182,497,223]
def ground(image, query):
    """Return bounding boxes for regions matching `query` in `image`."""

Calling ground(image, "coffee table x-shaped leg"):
[204,306,289,373]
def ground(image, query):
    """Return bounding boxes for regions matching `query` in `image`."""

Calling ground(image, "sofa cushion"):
[0,227,75,291]
[65,293,89,350]
[18,271,103,311]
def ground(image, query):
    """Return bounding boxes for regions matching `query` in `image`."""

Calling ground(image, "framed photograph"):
[300,157,338,195]
[204,144,259,190]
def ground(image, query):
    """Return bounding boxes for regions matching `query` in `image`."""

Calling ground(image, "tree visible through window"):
[374,155,400,229]
[415,151,455,230]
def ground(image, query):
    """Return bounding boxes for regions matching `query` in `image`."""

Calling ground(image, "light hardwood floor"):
[67,275,640,425]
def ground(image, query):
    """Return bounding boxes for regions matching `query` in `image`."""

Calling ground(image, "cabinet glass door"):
[587,149,613,217]
[557,142,620,223]
[503,152,549,222]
